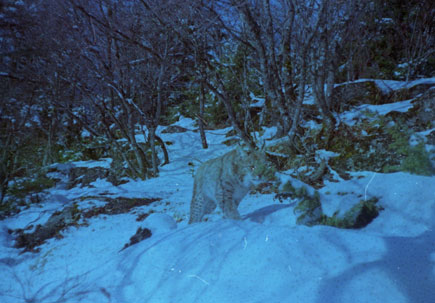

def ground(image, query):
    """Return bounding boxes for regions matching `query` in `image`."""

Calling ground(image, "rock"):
[48,161,122,189]
[277,187,383,229]
[331,80,385,112]
[12,205,81,252]
[121,227,152,251]
[293,192,323,226]
[409,87,435,130]
[331,80,434,115]
[386,86,435,132]
[67,166,111,188]
[161,125,188,133]
[388,83,435,102]
[340,197,383,229]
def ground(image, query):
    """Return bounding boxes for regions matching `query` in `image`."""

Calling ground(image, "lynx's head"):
[235,145,276,186]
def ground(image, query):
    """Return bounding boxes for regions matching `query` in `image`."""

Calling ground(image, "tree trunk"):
[205,76,255,149]
[43,120,55,167]
[198,77,208,149]
[236,2,292,136]
[148,126,158,177]
[288,55,308,145]
[312,68,336,131]
[154,134,169,165]
[125,99,149,179]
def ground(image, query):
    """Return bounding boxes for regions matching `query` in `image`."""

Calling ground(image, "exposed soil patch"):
[136,210,154,222]
[10,196,161,253]
[161,125,188,133]
[120,227,152,251]
[11,205,81,253]
[82,197,160,218]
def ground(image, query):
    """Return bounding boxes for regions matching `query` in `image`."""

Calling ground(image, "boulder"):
[331,80,385,112]
[161,125,188,133]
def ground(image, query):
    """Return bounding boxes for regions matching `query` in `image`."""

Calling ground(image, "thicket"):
[1,0,433,208]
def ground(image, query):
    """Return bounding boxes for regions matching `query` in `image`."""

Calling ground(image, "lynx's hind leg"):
[189,195,203,223]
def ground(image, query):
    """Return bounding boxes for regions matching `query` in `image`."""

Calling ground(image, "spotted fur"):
[189,146,271,223]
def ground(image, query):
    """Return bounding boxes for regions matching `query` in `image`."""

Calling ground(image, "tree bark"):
[198,75,208,149]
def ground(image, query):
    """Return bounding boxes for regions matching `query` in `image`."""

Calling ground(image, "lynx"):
[189,145,274,223]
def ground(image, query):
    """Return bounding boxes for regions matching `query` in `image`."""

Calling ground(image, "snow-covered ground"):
[334,77,435,94]
[1,102,435,302]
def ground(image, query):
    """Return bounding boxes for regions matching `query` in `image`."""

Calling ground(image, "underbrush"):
[277,181,382,229]
[269,112,434,180]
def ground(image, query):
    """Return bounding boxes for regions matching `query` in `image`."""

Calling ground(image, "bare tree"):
[200,0,321,146]
[307,0,368,132]
[227,0,371,143]
[0,0,62,201]
[1,0,431,195]
[392,1,434,80]
[67,0,192,177]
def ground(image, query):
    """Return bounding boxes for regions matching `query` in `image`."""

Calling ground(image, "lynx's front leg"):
[219,182,241,220]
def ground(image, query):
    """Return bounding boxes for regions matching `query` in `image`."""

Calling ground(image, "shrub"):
[8,174,55,199]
